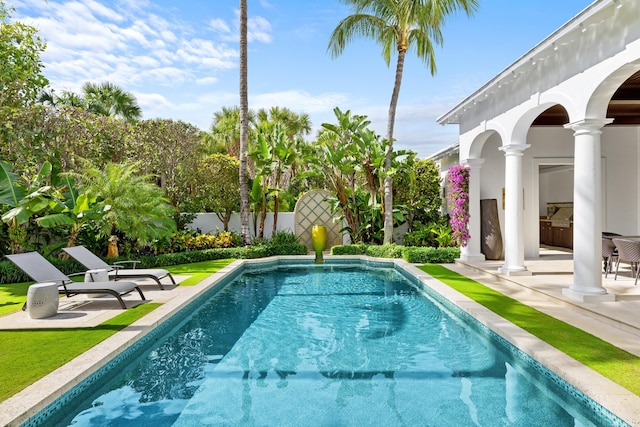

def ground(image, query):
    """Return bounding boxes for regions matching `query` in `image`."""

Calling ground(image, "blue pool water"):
[33,260,625,426]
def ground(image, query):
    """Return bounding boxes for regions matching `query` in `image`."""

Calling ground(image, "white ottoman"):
[27,282,59,319]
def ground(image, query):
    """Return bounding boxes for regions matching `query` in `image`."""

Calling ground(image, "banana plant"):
[0,161,55,253]
[35,174,108,248]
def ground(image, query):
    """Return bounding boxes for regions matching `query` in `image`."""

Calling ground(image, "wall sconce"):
[580,23,586,33]
[613,0,622,9]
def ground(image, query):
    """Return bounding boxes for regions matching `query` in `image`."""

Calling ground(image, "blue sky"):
[14,0,592,158]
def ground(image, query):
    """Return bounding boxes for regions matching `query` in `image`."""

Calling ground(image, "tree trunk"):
[238,0,251,245]
[383,49,406,244]
[272,193,279,237]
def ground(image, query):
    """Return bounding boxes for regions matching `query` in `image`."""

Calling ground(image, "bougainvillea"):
[446,164,470,247]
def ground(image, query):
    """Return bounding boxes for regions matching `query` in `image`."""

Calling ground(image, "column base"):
[498,265,532,276]
[461,253,486,262]
[562,287,615,302]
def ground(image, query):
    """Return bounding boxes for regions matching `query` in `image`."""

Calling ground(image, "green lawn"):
[419,264,640,397]
[0,258,235,403]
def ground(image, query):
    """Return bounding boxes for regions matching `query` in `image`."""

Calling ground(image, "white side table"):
[27,282,59,319]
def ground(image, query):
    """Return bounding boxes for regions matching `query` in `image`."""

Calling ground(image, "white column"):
[563,119,615,302]
[460,158,485,262]
[498,144,531,276]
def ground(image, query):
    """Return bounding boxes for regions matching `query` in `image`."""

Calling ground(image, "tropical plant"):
[0,161,56,253]
[239,0,251,245]
[328,0,479,244]
[69,161,177,250]
[248,127,275,238]
[41,81,142,123]
[34,174,106,249]
[209,106,256,157]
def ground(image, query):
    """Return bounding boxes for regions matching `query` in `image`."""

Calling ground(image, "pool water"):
[41,262,623,426]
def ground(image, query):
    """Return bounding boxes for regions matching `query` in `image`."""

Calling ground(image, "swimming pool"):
[23,258,628,426]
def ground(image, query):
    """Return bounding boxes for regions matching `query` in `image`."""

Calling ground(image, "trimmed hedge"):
[0,243,309,285]
[331,244,460,264]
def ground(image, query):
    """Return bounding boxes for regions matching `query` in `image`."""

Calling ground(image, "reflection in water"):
[57,265,606,427]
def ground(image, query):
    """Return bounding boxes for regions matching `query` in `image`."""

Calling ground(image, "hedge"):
[331,244,460,264]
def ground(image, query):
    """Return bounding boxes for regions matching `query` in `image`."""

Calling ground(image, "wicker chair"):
[612,238,640,285]
[602,237,618,277]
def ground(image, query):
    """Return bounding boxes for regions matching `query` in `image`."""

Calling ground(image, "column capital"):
[564,118,613,134]
[499,144,530,156]
[461,158,484,168]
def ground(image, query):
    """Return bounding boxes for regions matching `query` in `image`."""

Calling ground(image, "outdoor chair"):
[62,245,176,290]
[601,237,618,277]
[5,252,146,309]
[611,238,640,285]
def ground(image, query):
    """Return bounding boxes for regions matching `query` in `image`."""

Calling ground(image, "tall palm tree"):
[328,0,478,244]
[239,0,251,245]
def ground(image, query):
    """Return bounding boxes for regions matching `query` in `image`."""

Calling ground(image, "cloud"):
[16,0,243,94]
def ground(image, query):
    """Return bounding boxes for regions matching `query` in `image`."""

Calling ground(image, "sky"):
[12,0,594,159]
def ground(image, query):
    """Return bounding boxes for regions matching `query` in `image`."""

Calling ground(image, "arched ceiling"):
[532,70,640,126]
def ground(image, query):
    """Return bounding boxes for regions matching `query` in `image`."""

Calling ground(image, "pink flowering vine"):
[447,164,470,247]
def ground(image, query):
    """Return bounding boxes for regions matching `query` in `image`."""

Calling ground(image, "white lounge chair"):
[62,246,176,290]
[5,252,146,309]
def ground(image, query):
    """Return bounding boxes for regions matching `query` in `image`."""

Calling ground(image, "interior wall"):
[539,168,574,217]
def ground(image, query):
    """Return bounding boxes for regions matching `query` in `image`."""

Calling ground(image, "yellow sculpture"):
[311,224,327,264]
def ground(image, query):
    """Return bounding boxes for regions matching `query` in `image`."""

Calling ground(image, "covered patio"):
[437,0,640,302]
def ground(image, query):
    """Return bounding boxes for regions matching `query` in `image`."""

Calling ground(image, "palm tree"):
[39,81,142,123]
[239,0,251,245]
[82,81,142,122]
[328,0,478,244]
[209,106,256,157]
[70,161,176,250]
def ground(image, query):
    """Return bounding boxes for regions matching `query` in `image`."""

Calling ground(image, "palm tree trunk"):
[239,0,251,245]
[383,49,406,244]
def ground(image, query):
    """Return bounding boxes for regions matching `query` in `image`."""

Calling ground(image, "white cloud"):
[248,16,272,43]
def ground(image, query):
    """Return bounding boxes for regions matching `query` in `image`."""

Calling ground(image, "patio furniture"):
[5,252,146,309]
[602,237,618,277]
[612,238,640,285]
[62,246,176,290]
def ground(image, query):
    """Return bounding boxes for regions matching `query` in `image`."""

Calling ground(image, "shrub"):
[270,230,300,245]
[402,247,460,264]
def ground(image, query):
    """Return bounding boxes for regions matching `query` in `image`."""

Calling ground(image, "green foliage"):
[0,1,48,108]
[395,159,443,230]
[270,230,300,245]
[402,246,460,264]
[188,154,240,229]
[126,118,204,209]
[69,161,176,248]
[330,243,459,264]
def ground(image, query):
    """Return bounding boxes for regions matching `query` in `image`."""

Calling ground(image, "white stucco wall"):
[187,213,295,239]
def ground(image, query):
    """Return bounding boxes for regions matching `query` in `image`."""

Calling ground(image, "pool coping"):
[1,255,638,426]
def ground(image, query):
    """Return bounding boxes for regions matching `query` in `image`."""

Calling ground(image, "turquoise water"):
[37,262,624,426]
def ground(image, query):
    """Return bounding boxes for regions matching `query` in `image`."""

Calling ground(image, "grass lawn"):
[419,263,640,397]
[165,259,236,286]
[0,258,235,404]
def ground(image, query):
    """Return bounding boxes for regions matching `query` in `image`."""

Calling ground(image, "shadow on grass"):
[419,263,640,397]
